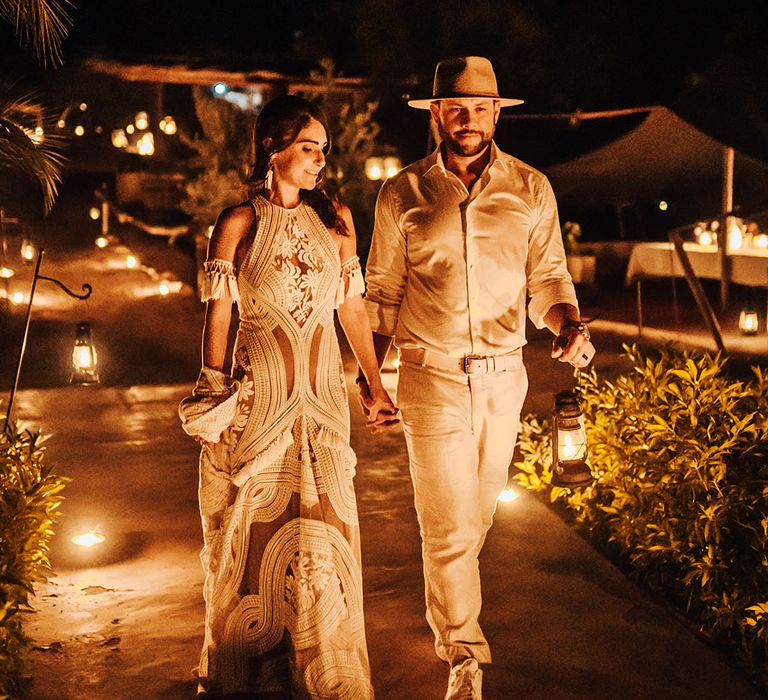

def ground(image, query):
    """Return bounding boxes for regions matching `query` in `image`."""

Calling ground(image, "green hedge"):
[0,421,67,699]
[513,345,768,691]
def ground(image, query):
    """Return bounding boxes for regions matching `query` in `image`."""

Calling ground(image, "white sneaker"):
[444,658,483,700]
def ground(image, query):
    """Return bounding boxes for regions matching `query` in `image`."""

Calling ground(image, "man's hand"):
[551,323,596,368]
[356,376,400,433]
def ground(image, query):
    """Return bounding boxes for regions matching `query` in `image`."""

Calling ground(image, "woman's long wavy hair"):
[246,95,348,236]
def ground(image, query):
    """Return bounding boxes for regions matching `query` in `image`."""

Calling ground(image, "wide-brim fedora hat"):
[407,56,523,109]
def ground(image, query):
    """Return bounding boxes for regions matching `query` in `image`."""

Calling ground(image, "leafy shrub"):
[0,421,66,698]
[513,345,768,689]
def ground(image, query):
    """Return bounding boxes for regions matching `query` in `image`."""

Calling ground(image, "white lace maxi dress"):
[180,195,373,698]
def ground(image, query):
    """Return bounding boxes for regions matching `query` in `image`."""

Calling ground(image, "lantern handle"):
[37,275,92,300]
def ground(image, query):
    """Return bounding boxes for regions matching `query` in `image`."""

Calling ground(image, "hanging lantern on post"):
[71,322,100,385]
[551,390,593,488]
[21,238,36,264]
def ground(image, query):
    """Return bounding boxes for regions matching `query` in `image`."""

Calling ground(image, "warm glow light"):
[206,225,215,239]
[11,291,24,304]
[393,358,401,369]
[365,157,384,180]
[95,236,108,249]
[0,266,14,278]
[658,200,668,211]
[739,309,759,335]
[136,132,155,156]
[71,322,99,384]
[74,125,85,136]
[497,488,518,503]
[21,240,35,262]
[79,102,88,111]
[34,126,44,137]
[135,111,149,130]
[213,82,228,95]
[728,224,744,251]
[73,345,94,370]
[57,118,66,128]
[89,206,101,220]
[126,254,138,269]
[754,234,768,249]
[560,432,580,459]
[698,230,714,246]
[159,281,170,296]
[111,129,128,148]
[159,116,177,135]
[126,124,135,135]
[384,156,402,178]
[71,529,105,547]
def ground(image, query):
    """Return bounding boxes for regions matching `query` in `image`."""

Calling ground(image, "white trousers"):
[397,356,528,665]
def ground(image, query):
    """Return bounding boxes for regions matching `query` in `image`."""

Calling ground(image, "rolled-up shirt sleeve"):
[526,176,579,328]
[364,181,408,336]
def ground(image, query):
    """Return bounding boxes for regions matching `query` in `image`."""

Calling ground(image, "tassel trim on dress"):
[202,258,240,304]
[335,255,365,308]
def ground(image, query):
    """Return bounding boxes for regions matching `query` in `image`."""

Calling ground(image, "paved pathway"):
[17,346,763,698]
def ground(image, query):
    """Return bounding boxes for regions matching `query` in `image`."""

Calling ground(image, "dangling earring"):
[264,157,274,191]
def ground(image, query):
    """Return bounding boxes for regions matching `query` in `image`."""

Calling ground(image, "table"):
[625,242,768,336]
[626,242,768,288]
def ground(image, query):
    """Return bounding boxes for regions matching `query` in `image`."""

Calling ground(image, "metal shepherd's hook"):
[3,248,93,433]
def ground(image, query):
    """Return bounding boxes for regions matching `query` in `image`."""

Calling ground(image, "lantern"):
[551,390,593,488]
[739,307,759,336]
[21,238,36,263]
[71,322,100,384]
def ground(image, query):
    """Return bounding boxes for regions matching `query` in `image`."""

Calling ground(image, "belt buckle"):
[463,354,483,374]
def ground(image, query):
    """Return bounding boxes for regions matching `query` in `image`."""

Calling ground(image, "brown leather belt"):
[399,347,522,375]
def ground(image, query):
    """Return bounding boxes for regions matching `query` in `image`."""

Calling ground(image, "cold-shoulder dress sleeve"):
[334,254,365,307]
[201,258,240,304]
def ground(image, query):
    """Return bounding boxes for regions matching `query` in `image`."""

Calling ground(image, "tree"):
[0,0,73,212]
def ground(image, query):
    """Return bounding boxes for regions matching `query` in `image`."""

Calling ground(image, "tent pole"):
[720,146,734,310]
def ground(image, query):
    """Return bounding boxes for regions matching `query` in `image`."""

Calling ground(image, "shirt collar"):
[424,141,503,179]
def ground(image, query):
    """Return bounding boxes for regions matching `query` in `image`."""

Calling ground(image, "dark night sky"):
[2,0,768,159]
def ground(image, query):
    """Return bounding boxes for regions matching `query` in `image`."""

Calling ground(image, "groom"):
[359,56,594,699]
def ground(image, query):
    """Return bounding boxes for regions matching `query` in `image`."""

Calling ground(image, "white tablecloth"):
[626,242,768,288]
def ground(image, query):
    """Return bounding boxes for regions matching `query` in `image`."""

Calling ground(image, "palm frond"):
[0,0,74,67]
[0,93,66,212]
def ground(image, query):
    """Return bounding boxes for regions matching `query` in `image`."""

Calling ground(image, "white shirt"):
[364,142,578,357]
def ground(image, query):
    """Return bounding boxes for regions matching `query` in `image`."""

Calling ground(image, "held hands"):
[356,377,400,433]
[551,322,596,369]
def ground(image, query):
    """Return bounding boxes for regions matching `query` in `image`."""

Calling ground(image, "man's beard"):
[437,122,494,157]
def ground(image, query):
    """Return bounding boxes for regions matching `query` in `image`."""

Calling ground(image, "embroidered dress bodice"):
[190,195,371,698]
